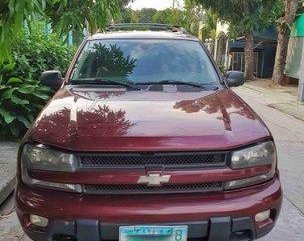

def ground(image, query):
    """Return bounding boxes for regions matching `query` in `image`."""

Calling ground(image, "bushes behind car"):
[0,22,76,138]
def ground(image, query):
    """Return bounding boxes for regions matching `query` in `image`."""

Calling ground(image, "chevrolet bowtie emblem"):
[137,173,171,186]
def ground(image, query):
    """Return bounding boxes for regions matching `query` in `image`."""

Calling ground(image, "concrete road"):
[1,84,304,241]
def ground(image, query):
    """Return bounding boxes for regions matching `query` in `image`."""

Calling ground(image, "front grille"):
[79,152,226,169]
[83,182,223,194]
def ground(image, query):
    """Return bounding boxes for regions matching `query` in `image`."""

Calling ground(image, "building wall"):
[286,13,304,79]
[286,37,304,79]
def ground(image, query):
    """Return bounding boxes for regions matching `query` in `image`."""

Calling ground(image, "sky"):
[128,0,184,10]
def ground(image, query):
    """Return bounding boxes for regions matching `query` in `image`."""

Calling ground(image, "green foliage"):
[0,62,52,137]
[74,43,136,79]
[194,0,284,37]
[46,0,119,44]
[0,0,119,60]
[182,0,205,35]
[0,0,40,60]
[12,22,76,80]
[118,2,205,36]
[216,62,227,73]
[119,8,160,24]
[135,8,158,23]
[119,8,139,23]
[115,0,136,23]
[151,7,199,35]
[117,0,132,8]
[90,43,137,77]
[201,9,217,40]
[0,0,63,61]
[152,9,185,26]
[0,21,75,137]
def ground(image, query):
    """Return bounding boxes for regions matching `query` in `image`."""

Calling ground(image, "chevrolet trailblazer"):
[16,24,282,241]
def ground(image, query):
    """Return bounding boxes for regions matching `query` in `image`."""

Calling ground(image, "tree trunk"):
[244,32,255,81]
[272,24,289,85]
[273,0,299,85]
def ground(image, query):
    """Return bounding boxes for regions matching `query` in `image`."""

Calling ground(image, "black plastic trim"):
[35,216,270,241]
[77,220,99,241]
[77,151,228,170]
[83,182,223,195]
[208,217,231,241]
[50,220,75,236]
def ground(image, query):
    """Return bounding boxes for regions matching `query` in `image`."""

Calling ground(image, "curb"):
[0,171,16,206]
[0,141,19,206]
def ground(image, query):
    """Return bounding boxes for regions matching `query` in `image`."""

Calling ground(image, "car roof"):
[89,31,199,41]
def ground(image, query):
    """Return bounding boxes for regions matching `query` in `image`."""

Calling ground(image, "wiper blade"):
[71,78,141,90]
[136,80,219,90]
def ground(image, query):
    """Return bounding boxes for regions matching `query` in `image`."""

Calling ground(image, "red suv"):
[16,24,282,241]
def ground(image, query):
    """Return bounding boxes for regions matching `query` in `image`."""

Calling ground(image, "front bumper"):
[16,177,282,241]
[22,217,265,241]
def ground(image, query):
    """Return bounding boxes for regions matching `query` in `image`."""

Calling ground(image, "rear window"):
[71,39,219,85]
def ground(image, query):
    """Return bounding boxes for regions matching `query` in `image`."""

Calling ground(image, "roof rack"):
[106,23,188,34]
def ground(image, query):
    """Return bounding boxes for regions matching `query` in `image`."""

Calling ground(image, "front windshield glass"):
[70,39,220,85]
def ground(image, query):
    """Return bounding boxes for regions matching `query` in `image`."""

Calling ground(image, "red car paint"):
[27,88,270,152]
[16,31,282,241]
[16,178,281,227]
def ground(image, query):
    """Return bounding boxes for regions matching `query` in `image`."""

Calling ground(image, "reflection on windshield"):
[71,39,219,85]
[72,43,137,81]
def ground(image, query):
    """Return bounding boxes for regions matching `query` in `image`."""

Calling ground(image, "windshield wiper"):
[71,78,141,90]
[136,80,219,90]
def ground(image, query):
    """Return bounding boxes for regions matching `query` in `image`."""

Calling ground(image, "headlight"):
[21,144,81,192]
[225,141,277,190]
[22,144,78,172]
[230,141,276,169]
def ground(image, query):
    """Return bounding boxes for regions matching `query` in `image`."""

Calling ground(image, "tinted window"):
[71,39,219,84]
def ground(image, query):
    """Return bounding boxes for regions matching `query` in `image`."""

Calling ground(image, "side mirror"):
[40,70,63,90]
[225,71,245,87]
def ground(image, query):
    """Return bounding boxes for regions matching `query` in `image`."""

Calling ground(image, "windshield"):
[70,39,220,85]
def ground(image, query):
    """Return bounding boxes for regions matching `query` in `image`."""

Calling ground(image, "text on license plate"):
[119,226,188,241]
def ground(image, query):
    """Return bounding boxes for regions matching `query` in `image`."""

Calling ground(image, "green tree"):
[183,0,205,36]
[136,8,158,23]
[152,8,185,26]
[194,0,283,80]
[152,7,204,36]
[272,0,300,85]
[201,9,217,40]
[86,43,137,77]
[46,0,119,44]
[117,0,132,9]
[0,0,119,60]
[118,8,140,23]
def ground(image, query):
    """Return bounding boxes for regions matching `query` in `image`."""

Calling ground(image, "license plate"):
[119,226,188,241]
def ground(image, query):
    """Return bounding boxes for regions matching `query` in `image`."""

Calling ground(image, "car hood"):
[27,86,270,152]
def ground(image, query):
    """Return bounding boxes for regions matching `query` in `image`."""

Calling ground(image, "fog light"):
[30,214,49,227]
[224,171,274,190]
[255,210,271,222]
